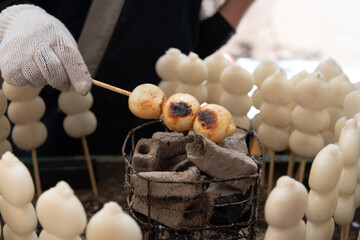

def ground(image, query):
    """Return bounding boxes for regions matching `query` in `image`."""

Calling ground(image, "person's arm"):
[219,0,255,29]
[196,0,255,58]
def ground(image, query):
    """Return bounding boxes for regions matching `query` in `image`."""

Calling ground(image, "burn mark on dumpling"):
[198,109,217,129]
[169,101,192,118]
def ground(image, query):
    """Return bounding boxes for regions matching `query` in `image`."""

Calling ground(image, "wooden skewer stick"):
[287,152,296,177]
[92,79,130,97]
[297,157,307,183]
[267,150,276,194]
[341,225,350,240]
[31,149,42,197]
[261,146,268,187]
[81,136,98,196]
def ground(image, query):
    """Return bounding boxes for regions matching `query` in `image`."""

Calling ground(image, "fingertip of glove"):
[73,79,92,96]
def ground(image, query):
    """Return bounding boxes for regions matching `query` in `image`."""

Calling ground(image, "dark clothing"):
[0,0,235,156]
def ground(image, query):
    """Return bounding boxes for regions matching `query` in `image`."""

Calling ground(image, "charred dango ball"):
[162,93,200,132]
[193,104,236,143]
[128,84,166,119]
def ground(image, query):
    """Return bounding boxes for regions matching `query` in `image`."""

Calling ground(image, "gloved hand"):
[0,4,92,95]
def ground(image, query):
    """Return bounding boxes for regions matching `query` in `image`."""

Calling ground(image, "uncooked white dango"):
[175,84,208,104]
[58,91,93,115]
[294,71,331,110]
[2,82,42,101]
[326,106,345,132]
[39,230,82,240]
[219,92,252,116]
[252,88,263,109]
[0,151,35,205]
[204,51,231,84]
[261,69,293,105]
[334,194,356,226]
[328,73,355,108]
[258,123,290,152]
[291,70,310,87]
[156,48,186,81]
[219,64,254,95]
[233,115,250,131]
[176,52,207,85]
[288,130,324,158]
[3,224,38,240]
[86,202,142,240]
[0,90,7,115]
[316,58,343,81]
[265,176,308,228]
[63,111,97,138]
[260,102,292,128]
[128,83,166,119]
[161,93,200,132]
[343,89,360,119]
[0,196,37,235]
[265,221,306,240]
[306,218,335,240]
[291,106,330,134]
[306,188,338,223]
[337,166,358,195]
[308,144,343,192]
[7,96,45,125]
[193,104,236,143]
[251,112,262,132]
[253,59,281,87]
[11,122,47,151]
[0,116,11,142]
[338,118,360,166]
[36,181,87,239]
[334,116,347,140]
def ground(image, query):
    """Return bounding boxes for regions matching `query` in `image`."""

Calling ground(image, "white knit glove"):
[0,4,92,95]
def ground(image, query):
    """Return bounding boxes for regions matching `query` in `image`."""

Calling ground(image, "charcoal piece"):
[218,132,248,155]
[169,159,195,172]
[131,166,202,199]
[131,195,201,229]
[186,134,257,193]
[152,131,194,159]
[132,138,162,172]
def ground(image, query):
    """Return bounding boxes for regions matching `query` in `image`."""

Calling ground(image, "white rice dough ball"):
[63,111,97,138]
[289,130,324,158]
[0,90,8,115]
[0,196,37,235]
[0,115,11,140]
[0,151,35,205]
[12,122,47,151]
[265,176,308,228]
[334,116,347,140]
[334,194,356,226]
[155,48,186,81]
[338,165,358,196]
[308,144,343,192]
[321,130,337,145]
[220,64,254,95]
[128,83,166,119]
[251,88,263,110]
[204,51,231,83]
[306,218,334,240]
[219,92,252,116]
[260,102,292,128]
[2,82,42,101]
[265,221,306,240]
[315,58,343,81]
[175,84,208,104]
[258,123,289,152]
[338,118,360,166]
[294,71,331,110]
[58,91,93,115]
[36,181,86,239]
[176,52,208,85]
[328,73,355,108]
[343,89,360,119]
[3,224,38,240]
[251,112,262,132]
[306,188,338,223]
[39,230,82,240]
[0,140,12,156]
[261,69,294,105]
[7,96,45,125]
[326,106,344,132]
[205,82,225,105]
[291,106,330,134]
[253,59,281,87]
[290,70,310,87]
[233,115,250,131]
[158,80,180,98]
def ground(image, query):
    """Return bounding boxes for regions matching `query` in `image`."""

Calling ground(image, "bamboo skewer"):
[287,152,296,177]
[267,150,275,194]
[261,146,268,187]
[341,225,350,240]
[297,157,307,183]
[31,149,42,197]
[81,136,98,196]
[92,79,130,96]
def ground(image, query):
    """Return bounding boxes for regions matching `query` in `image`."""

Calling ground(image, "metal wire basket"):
[122,120,263,240]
